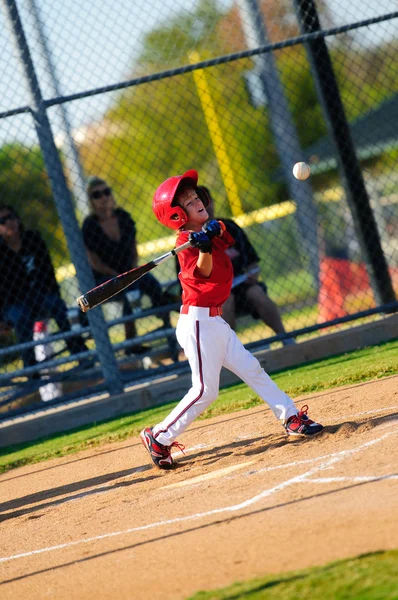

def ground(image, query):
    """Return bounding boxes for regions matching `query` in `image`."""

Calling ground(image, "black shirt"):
[219,218,259,276]
[82,208,136,277]
[0,230,60,313]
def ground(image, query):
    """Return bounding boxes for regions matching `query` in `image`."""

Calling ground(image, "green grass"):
[0,339,397,473]
[188,550,398,599]
[271,339,398,396]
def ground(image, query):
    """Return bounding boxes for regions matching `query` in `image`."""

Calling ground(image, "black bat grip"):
[76,275,131,312]
[76,276,129,312]
[75,241,190,312]
[76,260,156,312]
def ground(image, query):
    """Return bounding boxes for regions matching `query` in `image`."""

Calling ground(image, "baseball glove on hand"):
[202,219,221,239]
[189,231,212,253]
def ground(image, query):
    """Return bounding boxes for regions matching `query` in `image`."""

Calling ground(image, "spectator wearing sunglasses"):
[0,205,89,370]
[82,177,169,354]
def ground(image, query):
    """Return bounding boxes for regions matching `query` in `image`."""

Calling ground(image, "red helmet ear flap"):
[197,186,210,207]
[167,205,188,230]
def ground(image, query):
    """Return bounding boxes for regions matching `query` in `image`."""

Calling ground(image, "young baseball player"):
[140,170,323,469]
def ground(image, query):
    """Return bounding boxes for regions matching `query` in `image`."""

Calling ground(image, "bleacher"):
[0,280,183,415]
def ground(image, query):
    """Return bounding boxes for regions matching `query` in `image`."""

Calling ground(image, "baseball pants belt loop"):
[181,305,222,317]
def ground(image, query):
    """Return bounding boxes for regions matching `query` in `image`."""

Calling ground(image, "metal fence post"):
[1,0,124,393]
[237,0,320,290]
[26,0,88,219]
[293,0,396,307]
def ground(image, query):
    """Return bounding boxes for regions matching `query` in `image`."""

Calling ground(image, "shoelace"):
[298,404,309,419]
[169,441,186,455]
[288,404,310,425]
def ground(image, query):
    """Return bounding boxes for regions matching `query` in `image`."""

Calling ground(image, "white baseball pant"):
[153,306,298,445]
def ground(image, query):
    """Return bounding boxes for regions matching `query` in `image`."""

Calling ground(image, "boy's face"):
[178,188,208,231]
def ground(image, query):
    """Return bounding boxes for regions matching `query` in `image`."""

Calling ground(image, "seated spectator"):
[0,205,90,370]
[82,177,171,354]
[204,188,295,346]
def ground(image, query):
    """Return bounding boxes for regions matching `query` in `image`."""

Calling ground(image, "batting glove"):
[202,219,222,240]
[188,231,212,253]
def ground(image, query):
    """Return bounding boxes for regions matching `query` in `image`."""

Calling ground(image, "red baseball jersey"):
[176,229,235,307]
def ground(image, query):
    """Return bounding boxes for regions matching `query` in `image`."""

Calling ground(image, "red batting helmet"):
[152,169,209,230]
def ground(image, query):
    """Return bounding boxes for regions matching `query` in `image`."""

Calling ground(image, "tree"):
[0,143,68,265]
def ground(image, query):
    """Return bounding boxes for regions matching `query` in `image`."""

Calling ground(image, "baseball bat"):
[76,240,191,312]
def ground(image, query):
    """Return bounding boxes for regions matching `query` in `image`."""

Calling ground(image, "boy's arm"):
[189,231,213,278]
[196,252,212,278]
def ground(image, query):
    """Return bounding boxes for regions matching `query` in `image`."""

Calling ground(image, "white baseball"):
[293,162,310,180]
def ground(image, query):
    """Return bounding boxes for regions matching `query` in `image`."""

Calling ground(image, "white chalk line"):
[305,475,398,483]
[3,418,395,524]
[1,427,396,565]
[328,405,398,422]
[240,417,398,478]
[160,461,256,489]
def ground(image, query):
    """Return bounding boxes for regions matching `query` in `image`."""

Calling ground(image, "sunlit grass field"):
[188,550,398,600]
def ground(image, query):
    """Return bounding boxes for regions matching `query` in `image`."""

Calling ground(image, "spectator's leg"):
[137,273,163,305]
[122,296,138,341]
[124,319,138,341]
[122,294,151,355]
[245,284,286,335]
[44,294,88,356]
[3,304,36,367]
[138,273,171,327]
[222,293,237,330]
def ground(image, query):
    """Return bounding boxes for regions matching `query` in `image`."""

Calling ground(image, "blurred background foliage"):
[0,0,397,267]
[0,0,397,397]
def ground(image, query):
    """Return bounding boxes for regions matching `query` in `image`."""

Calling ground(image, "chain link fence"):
[0,0,397,416]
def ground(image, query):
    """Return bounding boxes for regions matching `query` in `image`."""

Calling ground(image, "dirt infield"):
[1,375,398,599]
